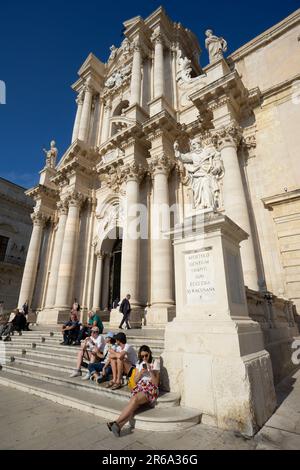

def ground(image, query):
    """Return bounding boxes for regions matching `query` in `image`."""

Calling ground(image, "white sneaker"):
[82,373,91,381]
[70,370,82,378]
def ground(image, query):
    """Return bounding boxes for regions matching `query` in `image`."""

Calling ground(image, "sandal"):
[111,383,122,390]
[104,380,115,388]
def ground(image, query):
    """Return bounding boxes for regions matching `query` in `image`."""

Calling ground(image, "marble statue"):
[43,140,58,169]
[174,137,224,210]
[177,52,193,82]
[205,29,227,63]
[108,45,118,62]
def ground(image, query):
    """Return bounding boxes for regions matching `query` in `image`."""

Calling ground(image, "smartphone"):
[142,363,147,370]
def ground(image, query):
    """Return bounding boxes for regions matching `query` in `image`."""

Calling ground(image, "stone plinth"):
[162,211,277,436]
[37,309,70,325]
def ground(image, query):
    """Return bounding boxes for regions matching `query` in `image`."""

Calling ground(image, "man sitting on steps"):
[69,326,105,380]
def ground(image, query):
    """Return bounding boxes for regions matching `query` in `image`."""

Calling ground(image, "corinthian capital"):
[151,31,165,46]
[65,190,85,208]
[31,211,47,227]
[76,89,84,105]
[149,154,174,177]
[213,122,243,149]
[83,78,94,95]
[123,162,145,183]
[57,200,68,216]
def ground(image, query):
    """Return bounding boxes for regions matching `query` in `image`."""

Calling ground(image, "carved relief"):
[123,162,145,183]
[104,63,132,90]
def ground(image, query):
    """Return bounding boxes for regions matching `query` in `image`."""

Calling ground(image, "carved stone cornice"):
[143,110,183,142]
[26,184,59,202]
[148,154,174,177]
[65,190,85,209]
[122,162,145,184]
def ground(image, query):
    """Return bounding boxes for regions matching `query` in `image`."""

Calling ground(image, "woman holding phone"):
[107,345,160,437]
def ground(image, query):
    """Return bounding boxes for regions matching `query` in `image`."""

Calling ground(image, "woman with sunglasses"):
[107,345,160,437]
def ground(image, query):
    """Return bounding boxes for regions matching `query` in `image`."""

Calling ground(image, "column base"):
[109,308,144,329]
[37,308,71,325]
[162,318,277,436]
[145,305,176,328]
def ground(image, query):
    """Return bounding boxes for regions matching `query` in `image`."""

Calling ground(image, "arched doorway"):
[109,238,122,308]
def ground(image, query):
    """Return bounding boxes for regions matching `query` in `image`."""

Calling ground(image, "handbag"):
[127,367,137,391]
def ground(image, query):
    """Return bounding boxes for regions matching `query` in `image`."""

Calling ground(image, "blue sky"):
[0,0,298,189]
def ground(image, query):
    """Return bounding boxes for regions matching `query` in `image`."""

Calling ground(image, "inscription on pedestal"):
[184,247,216,305]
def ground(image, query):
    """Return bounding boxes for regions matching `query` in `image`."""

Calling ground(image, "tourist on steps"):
[74,310,103,345]
[107,345,160,437]
[89,332,117,383]
[105,332,137,390]
[61,312,80,345]
[69,326,105,379]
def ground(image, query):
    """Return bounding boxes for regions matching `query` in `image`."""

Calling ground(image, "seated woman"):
[69,326,105,379]
[107,345,160,437]
[89,332,117,383]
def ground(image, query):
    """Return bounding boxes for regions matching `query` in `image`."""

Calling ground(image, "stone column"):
[101,101,112,143]
[149,155,174,307]
[216,125,258,289]
[44,201,68,308]
[78,80,93,142]
[54,191,84,309]
[92,250,104,311]
[101,253,111,310]
[71,90,84,143]
[130,42,142,106]
[120,163,144,307]
[18,212,46,309]
[152,33,164,98]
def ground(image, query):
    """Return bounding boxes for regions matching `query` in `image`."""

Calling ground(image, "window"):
[0,236,9,262]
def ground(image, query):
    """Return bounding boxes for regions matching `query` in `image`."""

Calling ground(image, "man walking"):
[119,294,131,330]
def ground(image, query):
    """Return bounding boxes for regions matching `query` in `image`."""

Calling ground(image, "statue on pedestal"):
[43,140,58,169]
[174,137,224,210]
[205,29,227,63]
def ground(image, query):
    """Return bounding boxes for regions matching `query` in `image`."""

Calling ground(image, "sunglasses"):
[141,353,149,358]
[91,331,98,334]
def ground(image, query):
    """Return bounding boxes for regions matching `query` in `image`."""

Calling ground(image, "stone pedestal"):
[37,308,70,325]
[162,212,276,436]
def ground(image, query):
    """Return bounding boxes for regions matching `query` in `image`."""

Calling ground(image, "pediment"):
[78,53,105,78]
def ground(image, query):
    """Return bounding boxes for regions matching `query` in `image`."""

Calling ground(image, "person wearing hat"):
[88,332,117,383]
[69,326,105,379]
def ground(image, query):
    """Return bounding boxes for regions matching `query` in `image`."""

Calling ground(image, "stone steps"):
[0,327,202,431]
[0,370,200,431]
[0,360,179,407]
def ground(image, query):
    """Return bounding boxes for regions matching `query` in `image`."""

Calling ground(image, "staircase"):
[0,326,201,431]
